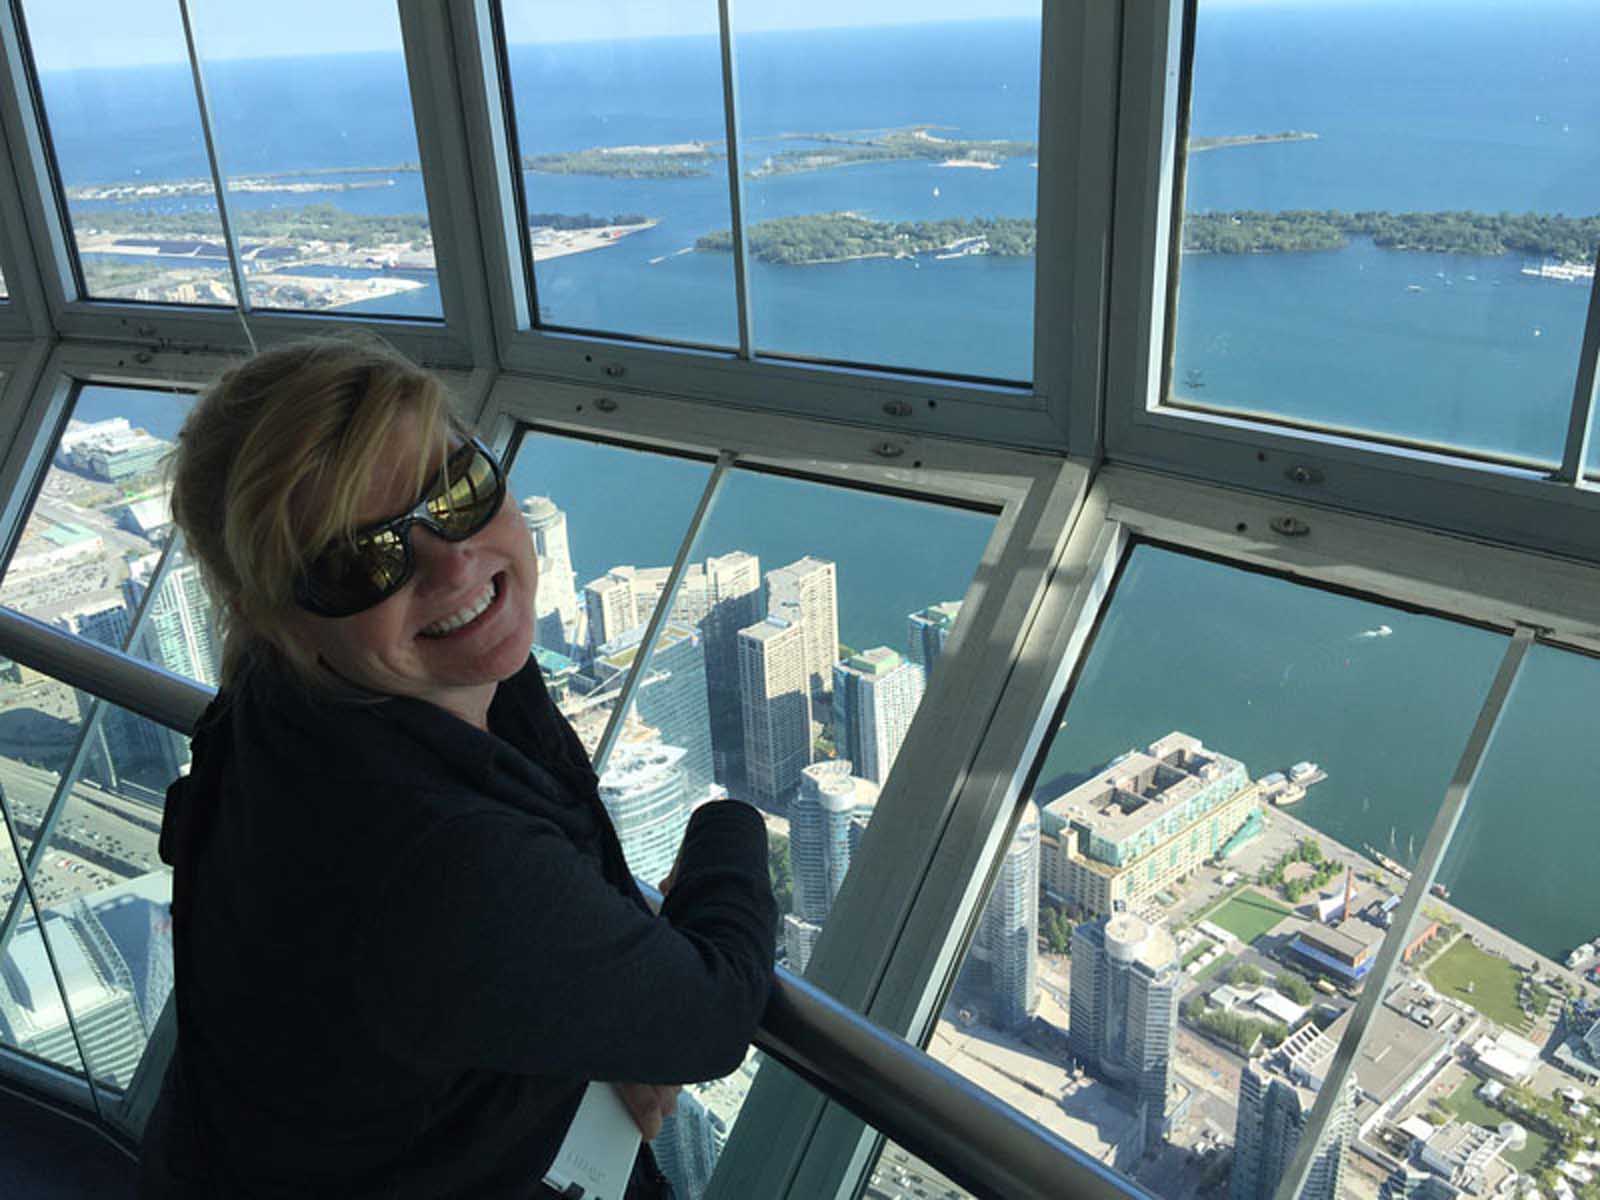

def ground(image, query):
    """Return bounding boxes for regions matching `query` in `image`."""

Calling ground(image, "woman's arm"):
[355,799,777,1083]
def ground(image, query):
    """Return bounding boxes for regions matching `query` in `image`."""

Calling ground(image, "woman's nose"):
[409,524,477,594]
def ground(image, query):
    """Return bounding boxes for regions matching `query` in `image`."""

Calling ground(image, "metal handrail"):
[0,607,1143,1200]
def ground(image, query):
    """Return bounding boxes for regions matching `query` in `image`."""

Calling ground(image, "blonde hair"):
[168,334,457,687]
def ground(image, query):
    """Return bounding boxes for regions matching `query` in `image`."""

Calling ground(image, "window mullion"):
[1555,244,1600,484]
[1272,625,1536,1200]
[590,450,735,776]
[174,0,257,351]
[716,1,755,361]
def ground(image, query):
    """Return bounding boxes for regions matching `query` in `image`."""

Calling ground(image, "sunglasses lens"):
[425,442,502,537]
[303,528,409,616]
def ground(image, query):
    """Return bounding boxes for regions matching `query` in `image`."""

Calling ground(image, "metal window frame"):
[448,1,1103,452]
[1103,0,1600,565]
[0,0,489,369]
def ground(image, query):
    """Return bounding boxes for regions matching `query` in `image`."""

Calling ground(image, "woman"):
[139,336,777,1198]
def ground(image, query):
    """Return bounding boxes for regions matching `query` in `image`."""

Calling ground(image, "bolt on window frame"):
[1102,0,1600,568]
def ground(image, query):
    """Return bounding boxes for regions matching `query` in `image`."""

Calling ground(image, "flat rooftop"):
[1041,733,1247,847]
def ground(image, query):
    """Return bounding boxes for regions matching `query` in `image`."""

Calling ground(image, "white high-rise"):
[784,760,878,972]
[521,497,581,653]
[831,647,925,785]
[596,725,691,887]
[764,557,839,701]
[737,616,812,810]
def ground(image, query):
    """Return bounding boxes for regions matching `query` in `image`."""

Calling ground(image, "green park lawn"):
[1440,1078,1550,1172]
[1425,939,1529,1032]
[1206,891,1294,944]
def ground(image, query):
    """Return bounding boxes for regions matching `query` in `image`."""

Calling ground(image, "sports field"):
[1425,939,1529,1032]
[1207,891,1293,944]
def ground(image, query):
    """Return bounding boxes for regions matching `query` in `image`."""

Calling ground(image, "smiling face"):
[287,412,538,728]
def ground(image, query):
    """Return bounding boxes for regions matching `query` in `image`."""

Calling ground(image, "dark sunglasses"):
[294,436,506,618]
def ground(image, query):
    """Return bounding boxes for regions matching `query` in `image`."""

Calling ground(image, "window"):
[499,2,739,347]
[876,545,1511,1199]
[502,428,713,746]
[0,689,172,1094]
[185,1,443,318]
[1169,1,1600,467]
[497,2,1043,380]
[19,0,237,305]
[0,385,192,653]
[730,5,1041,379]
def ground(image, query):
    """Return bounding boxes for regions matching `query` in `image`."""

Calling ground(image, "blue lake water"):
[40,7,1600,955]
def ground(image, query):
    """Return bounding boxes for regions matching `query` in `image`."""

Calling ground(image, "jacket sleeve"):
[354,799,777,1084]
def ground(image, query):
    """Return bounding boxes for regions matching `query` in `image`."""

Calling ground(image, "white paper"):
[541,1082,643,1200]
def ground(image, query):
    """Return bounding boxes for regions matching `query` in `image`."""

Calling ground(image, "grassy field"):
[1425,939,1529,1032]
[1440,1078,1551,1172]
[1207,891,1294,944]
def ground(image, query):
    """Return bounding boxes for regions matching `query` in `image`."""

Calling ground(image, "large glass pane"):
[13,696,173,1094]
[0,809,91,1082]
[1381,643,1600,1199]
[605,469,991,1198]
[187,2,442,318]
[731,6,1041,379]
[1173,1,1600,465]
[500,2,738,345]
[20,0,236,305]
[0,386,193,649]
[869,547,1509,1200]
[502,430,711,749]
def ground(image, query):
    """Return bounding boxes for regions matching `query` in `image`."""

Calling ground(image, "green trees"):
[1183,209,1600,259]
[1275,971,1315,1005]
[696,213,1036,265]
[1043,908,1075,956]
[768,832,793,918]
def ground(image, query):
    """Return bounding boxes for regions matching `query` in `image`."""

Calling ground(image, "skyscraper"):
[59,595,163,788]
[1230,1020,1358,1200]
[907,600,962,677]
[584,567,640,656]
[521,496,581,654]
[1068,912,1179,1149]
[125,553,221,686]
[701,551,763,788]
[764,556,839,701]
[630,622,716,803]
[785,759,878,973]
[831,647,925,786]
[596,724,691,887]
[737,616,812,811]
[969,803,1041,1033]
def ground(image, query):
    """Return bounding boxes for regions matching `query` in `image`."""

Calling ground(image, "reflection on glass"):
[0,386,194,645]
[731,6,1041,378]
[187,1,442,318]
[880,547,1511,1200]
[867,1141,969,1200]
[0,809,90,1081]
[1,695,172,1093]
[596,468,990,1198]
[500,2,738,345]
[1174,2,1600,464]
[503,430,711,754]
[0,264,8,298]
[20,0,236,304]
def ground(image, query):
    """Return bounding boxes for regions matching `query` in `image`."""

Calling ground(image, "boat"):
[1429,882,1450,900]
[1567,946,1595,969]
[1364,844,1413,882]
[1288,761,1326,786]
[1406,284,1425,292]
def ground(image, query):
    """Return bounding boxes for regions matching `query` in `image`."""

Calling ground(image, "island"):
[695,212,1034,265]
[66,164,424,202]
[747,126,1034,178]
[1182,210,1600,260]
[1188,130,1319,153]
[522,142,722,178]
[696,208,1600,267]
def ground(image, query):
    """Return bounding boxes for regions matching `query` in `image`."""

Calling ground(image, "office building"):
[832,647,925,786]
[1041,732,1255,917]
[968,803,1041,1032]
[125,554,221,686]
[764,556,839,701]
[1068,912,1178,1149]
[785,759,879,972]
[653,1049,760,1200]
[59,595,165,787]
[596,724,691,887]
[907,600,962,676]
[737,616,812,810]
[629,622,716,802]
[1230,1019,1358,1200]
[584,567,640,655]
[521,496,581,653]
[56,417,169,482]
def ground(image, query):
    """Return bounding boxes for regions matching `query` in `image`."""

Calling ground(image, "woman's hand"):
[615,1082,681,1141]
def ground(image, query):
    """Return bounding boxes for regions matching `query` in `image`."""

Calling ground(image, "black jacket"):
[139,653,777,1198]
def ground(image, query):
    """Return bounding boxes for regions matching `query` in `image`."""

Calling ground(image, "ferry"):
[1288,761,1327,786]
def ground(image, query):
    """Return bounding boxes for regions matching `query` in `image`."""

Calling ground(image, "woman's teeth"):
[420,579,496,637]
